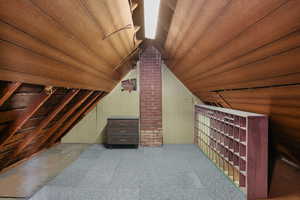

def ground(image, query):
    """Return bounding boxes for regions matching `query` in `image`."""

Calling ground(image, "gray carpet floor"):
[29,144,245,200]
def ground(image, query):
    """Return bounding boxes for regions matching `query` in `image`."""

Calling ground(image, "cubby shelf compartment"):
[194,104,268,200]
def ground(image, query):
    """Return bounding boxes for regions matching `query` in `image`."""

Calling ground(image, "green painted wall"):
[62,63,202,144]
[162,66,202,144]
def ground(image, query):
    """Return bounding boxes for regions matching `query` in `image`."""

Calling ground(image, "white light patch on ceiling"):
[144,0,160,39]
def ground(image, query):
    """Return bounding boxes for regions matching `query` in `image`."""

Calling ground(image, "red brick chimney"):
[139,46,163,147]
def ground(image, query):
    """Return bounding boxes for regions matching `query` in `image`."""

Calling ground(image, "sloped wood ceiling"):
[1,0,300,171]
[0,0,142,91]
[0,0,141,171]
[163,0,300,164]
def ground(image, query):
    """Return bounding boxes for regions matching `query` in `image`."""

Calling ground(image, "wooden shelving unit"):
[195,104,268,200]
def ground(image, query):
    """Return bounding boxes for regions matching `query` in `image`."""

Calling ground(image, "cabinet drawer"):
[107,127,138,134]
[107,135,139,144]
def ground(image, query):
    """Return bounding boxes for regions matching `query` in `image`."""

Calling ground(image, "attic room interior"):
[0,0,300,199]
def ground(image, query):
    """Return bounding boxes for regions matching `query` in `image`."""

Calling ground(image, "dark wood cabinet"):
[106,117,139,148]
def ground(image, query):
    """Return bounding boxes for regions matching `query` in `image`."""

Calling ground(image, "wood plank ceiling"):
[160,0,300,164]
[0,0,141,171]
[1,0,300,170]
[0,0,142,92]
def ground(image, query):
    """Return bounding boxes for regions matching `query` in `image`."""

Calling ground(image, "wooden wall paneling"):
[202,85,300,163]
[1,91,43,111]
[186,30,300,87]
[0,108,25,124]
[32,91,93,151]
[164,0,207,60]
[106,0,136,52]
[166,0,232,68]
[190,47,300,92]
[0,86,55,149]
[12,89,80,157]
[182,1,300,82]
[0,0,117,78]
[47,92,102,146]
[0,69,112,93]
[0,40,114,91]
[171,0,287,72]
[0,82,21,106]
[29,0,123,66]
[131,0,144,40]
[79,0,132,58]
[155,1,175,47]
[0,21,116,84]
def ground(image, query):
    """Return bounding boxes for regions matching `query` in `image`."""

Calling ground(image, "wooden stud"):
[47,92,102,146]
[0,86,55,149]
[0,82,21,106]
[32,91,93,151]
[12,89,80,157]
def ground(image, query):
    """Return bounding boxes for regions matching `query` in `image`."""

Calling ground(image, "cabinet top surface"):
[196,104,267,117]
[107,116,139,120]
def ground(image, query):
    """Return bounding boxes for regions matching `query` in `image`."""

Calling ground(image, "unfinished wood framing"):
[0,81,105,171]
[0,82,21,106]
[12,89,80,157]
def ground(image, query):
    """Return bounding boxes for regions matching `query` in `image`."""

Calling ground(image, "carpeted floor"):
[29,144,245,200]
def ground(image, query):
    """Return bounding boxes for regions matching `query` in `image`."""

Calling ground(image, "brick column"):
[139,46,163,147]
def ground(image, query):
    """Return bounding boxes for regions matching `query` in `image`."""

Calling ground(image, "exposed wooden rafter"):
[12,89,80,157]
[0,82,21,106]
[32,91,94,152]
[0,86,55,149]
[47,92,103,146]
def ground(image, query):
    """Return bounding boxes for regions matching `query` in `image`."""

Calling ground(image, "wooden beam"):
[57,92,107,140]
[113,47,140,71]
[12,89,80,157]
[131,2,138,12]
[0,86,55,149]
[33,91,93,151]
[47,92,102,146]
[0,82,21,106]
[82,92,105,117]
